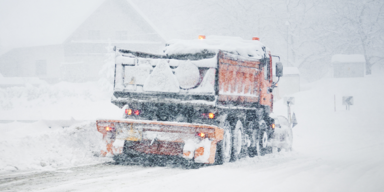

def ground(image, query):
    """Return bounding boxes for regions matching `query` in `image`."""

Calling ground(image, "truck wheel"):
[114,140,136,164]
[231,120,243,161]
[215,121,232,165]
[248,128,258,157]
[259,131,268,156]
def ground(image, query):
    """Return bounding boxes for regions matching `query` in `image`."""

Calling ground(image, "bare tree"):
[331,0,384,74]
[254,0,335,81]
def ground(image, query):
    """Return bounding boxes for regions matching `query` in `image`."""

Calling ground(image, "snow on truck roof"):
[164,36,267,59]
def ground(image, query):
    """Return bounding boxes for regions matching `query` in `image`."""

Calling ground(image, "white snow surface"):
[164,36,266,59]
[0,75,384,191]
[0,121,110,173]
[0,81,121,173]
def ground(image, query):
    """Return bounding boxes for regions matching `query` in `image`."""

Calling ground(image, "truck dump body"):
[218,51,261,104]
[112,50,272,108]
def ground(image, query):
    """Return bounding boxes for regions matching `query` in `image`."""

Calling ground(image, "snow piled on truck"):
[143,61,180,92]
[164,36,266,59]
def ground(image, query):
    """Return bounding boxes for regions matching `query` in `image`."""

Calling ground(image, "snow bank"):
[0,80,120,173]
[0,121,110,173]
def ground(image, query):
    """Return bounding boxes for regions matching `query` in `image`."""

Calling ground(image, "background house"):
[0,0,166,83]
[331,54,366,78]
[0,45,64,83]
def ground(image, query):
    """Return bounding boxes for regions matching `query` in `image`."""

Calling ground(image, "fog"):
[1,0,383,82]
[0,0,104,53]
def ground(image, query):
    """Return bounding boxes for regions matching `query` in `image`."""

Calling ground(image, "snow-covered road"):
[1,141,382,192]
[1,76,384,191]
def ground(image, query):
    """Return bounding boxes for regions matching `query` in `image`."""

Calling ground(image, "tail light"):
[202,113,215,119]
[252,37,260,41]
[271,123,275,129]
[196,132,206,138]
[105,126,112,131]
[198,35,205,40]
[126,109,140,116]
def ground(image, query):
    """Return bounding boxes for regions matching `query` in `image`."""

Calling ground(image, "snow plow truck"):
[96,36,293,166]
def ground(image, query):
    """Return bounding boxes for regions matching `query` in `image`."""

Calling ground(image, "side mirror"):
[276,62,283,77]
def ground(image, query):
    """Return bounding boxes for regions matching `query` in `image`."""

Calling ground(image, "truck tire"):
[231,120,243,161]
[215,121,232,165]
[259,131,269,156]
[114,140,135,164]
[248,128,259,157]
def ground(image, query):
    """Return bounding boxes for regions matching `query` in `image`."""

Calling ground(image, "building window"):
[116,31,127,40]
[88,30,100,40]
[36,60,47,76]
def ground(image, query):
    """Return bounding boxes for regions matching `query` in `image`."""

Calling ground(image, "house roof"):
[331,54,366,63]
[1,0,257,56]
[63,0,167,44]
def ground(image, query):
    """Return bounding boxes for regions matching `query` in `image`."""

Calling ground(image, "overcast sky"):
[0,0,104,54]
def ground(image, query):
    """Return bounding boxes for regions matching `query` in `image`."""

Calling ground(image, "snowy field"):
[0,73,384,191]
